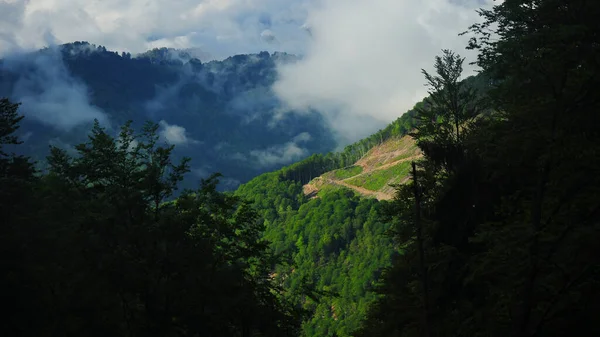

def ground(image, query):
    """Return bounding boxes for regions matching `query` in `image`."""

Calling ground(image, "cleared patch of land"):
[303,136,422,201]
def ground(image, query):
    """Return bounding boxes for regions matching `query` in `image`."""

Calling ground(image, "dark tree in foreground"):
[356,1,600,336]
[0,104,300,337]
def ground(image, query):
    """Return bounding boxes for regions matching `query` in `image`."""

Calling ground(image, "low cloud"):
[273,0,494,144]
[250,131,311,167]
[1,47,109,130]
[158,120,200,146]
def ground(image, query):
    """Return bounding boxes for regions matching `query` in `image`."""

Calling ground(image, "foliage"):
[0,105,301,337]
[357,1,600,337]
[333,165,364,180]
[236,169,396,337]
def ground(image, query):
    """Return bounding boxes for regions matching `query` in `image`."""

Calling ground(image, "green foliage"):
[316,183,347,198]
[237,170,396,337]
[347,161,411,191]
[411,49,485,174]
[1,106,301,337]
[333,165,364,179]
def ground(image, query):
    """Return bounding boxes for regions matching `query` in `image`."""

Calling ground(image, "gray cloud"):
[250,131,311,167]
[1,47,109,130]
[158,120,200,146]
[273,0,494,144]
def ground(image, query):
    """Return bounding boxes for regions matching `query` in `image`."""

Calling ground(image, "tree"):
[463,1,600,336]
[411,50,484,173]
[1,114,301,337]
[0,98,39,336]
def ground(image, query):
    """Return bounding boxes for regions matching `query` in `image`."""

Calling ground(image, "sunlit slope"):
[304,136,421,200]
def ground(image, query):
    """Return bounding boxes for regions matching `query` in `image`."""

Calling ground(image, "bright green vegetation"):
[236,172,395,337]
[333,166,363,179]
[347,161,411,191]
[316,182,347,197]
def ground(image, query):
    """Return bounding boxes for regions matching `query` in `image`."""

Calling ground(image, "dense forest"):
[2,0,599,336]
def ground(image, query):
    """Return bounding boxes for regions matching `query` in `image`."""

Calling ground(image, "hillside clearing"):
[303,136,421,200]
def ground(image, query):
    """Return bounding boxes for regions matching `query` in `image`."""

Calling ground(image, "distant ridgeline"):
[0,41,335,190]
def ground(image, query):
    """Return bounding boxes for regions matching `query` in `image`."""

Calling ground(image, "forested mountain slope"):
[0,42,340,190]
[233,70,489,336]
[233,101,425,336]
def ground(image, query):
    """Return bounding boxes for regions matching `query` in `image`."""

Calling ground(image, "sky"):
[0,0,494,143]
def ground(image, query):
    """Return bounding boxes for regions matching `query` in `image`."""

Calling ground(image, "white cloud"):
[273,0,494,144]
[0,0,313,59]
[292,132,311,142]
[158,120,200,146]
[250,132,311,167]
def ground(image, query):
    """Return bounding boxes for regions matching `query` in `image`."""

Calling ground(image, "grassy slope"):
[303,135,421,200]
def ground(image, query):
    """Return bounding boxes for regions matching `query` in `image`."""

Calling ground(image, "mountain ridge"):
[0,41,336,190]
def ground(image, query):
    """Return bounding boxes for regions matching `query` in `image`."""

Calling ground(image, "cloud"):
[273,0,494,144]
[0,0,496,146]
[250,132,311,167]
[158,120,200,146]
[0,0,313,59]
[1,46,109,130]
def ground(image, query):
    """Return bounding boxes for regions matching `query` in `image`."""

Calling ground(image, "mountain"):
[233,71,492,336]
[4,2,598,336]
[0,42,339,190]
